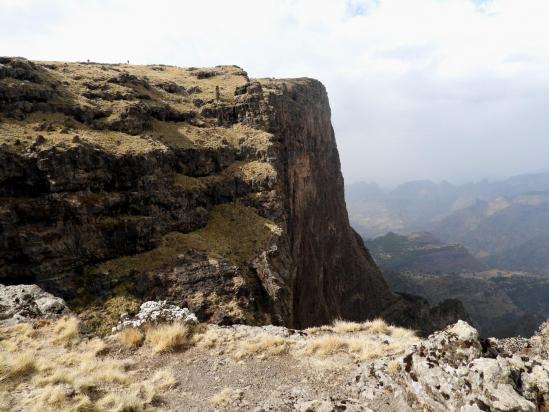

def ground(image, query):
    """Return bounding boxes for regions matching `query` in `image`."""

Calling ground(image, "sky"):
[2,0,549,186]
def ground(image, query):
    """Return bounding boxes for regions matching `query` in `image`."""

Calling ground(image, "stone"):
[0,284,70,321]
[112,300,198,332]
[354,321,549,412]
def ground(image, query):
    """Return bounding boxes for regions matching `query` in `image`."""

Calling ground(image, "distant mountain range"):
[366,231,486,274]
[347,172,549,275]
[365,232,549,337]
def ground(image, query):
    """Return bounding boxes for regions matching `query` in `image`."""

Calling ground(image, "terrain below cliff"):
[0,57,464,333]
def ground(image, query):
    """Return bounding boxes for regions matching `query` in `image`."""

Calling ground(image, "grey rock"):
[354,321,549,412]
[112,300,198,332]
[0,283,70,321]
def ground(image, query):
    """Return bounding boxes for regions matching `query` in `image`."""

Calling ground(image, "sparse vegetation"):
[92,202,275,277]
[145,322,194,353]
[52,316,79,344]
[117,327,144,348]
[0,318,177,411]
[0,314,419,411]
[74,289,142,336]
[210,387,244,408]
[233,334,289,359]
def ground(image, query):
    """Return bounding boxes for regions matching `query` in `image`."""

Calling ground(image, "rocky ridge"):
[0,290,546,411]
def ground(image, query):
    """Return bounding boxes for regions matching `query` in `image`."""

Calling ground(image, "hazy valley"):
[348,175,549,338]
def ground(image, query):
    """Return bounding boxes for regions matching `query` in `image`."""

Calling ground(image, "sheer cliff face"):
[0,58,398,332]
[258,79,398,327]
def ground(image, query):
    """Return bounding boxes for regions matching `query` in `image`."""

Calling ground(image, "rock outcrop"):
[0,283,70,321]
[112,300,197,332]
[0,57,465,333]
[356,320,549,411]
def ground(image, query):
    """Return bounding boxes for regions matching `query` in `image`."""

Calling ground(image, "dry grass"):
[193,320,417,364]
[0,313,417,410]
[233,334,289,359]
[0,352,36,383]
[210,387,244,408]
[366,318,392,335]
[117,328,144,348]
[387,360,401,376]
[52,316,79,344]
[309,318,416,339]
[302,334,413,361]
[145,322,193,353]
[300,319,418,362]
[0,319,177,411]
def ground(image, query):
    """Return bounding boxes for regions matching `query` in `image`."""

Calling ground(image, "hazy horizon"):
[345,168,549,190]
[3,0,549,187]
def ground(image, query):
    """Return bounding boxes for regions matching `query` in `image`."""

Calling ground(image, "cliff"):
[0,57,463,333]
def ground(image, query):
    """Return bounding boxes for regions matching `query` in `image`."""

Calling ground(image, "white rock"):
[112,300,198,332]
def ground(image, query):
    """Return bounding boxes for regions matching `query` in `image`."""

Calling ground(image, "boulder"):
[0,284,70,321]
[112,300,198,332]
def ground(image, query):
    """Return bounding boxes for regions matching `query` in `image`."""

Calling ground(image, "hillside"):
[365,232,486,273]
[367,232,549,337]
[431,192,549,270]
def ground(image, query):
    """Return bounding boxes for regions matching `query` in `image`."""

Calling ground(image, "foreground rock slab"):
[355,321,549,412]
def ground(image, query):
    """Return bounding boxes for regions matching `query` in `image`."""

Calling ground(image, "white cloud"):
[2,0,549,185]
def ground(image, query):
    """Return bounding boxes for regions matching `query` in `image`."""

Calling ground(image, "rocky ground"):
[1,285,547,411]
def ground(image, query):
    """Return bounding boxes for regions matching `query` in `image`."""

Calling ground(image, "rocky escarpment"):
[0,57,465,333]
[355,320,549,412]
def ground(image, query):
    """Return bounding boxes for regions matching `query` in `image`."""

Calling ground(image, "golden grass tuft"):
[145,322,193,353]
[303,333,416,361]
[387,360,402,376]
[95,390,144,412]
[0,352,36,383]
[310,318,414,338]
[117,328,144,348]
[304,335,350,356]
[364,318,391,335]
[331,319,367,334]
[52,317,79,344]
[390,326,417,339]
[234,334,289,359]
[210,387,244,408]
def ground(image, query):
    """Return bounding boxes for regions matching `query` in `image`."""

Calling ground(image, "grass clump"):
[52,317,79,344]
[234,334,289,359]
[210,387,244,408]
[145,322,194,353]
[117,328,144,348]
[0,319,177,411]
[0,352,36,383]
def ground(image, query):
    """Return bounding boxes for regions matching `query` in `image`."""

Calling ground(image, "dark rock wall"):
[258,79,398,328]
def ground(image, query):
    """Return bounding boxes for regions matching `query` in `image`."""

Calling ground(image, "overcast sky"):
[2,0,549,186]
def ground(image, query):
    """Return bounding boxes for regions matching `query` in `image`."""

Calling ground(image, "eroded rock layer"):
[0,57,462,333]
